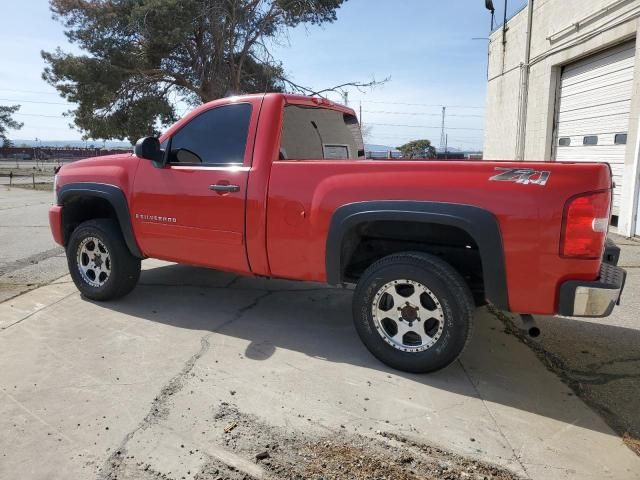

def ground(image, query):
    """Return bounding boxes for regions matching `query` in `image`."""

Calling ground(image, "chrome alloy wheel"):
[371,279,445,352]
[76,236,111,287]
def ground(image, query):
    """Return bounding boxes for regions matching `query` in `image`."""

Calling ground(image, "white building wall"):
[484,0,640,235]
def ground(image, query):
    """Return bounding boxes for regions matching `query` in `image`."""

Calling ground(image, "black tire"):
[67,219,141,301]
[352,252,474,373]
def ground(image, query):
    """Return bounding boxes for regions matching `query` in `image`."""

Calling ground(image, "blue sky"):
[0,0,527,150]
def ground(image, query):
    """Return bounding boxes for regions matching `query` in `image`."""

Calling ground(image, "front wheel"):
[352,252,474,373]
[67,219,141,301]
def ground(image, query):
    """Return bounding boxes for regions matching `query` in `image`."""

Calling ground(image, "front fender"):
[58,182,143,258]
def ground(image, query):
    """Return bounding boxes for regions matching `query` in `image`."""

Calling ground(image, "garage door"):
[554,40,636,214]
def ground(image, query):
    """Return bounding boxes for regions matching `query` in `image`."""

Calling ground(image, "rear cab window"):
[280,105,364,160]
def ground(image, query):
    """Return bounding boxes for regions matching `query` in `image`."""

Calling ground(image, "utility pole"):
[359,101,364,150]
[342,90,349,106]
[445,134,448,159]
[439,106,447,152]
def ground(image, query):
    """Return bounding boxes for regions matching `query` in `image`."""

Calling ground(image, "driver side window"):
[168,103,252,165]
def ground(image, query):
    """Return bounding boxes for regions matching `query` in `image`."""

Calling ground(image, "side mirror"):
[134,137,163,164]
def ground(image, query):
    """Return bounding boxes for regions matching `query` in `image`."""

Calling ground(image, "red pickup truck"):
[49,93,625,373]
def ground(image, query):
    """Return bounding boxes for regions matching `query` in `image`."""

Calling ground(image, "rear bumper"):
[49,205,64,246]
[602,237,621,265]
[557,255,626,318]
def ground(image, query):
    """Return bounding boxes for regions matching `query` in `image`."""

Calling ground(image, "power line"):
[14,113,66,118]
[10,124,76,131]
[446,139,483,145]
[0,97,71,105]
[371,131,484,139]
[363,109,484,118]
[368,122,484,131]
[1,94,486,112]
[12,112,486,131]
[370,136,482,145]
[361,100,485,109]
[447,136,484,141]
[0,88,62,96]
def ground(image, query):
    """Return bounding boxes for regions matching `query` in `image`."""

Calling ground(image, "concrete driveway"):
[517,233,640,453]
[1,186,639,479]
[0,187,65,302]
[1,260,639,480]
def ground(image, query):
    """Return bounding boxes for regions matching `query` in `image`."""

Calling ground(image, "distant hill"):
[17,140,403,153]
[365,144,399,152]
[366,144,481,154]
[10,140,481,155]
[436,146,462,153]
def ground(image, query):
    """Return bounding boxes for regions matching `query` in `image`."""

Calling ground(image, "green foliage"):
[43,0,347,143]
[397,139,437,159]
[0,104,23,144]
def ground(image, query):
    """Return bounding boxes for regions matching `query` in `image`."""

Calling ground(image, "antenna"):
[485,0,496,30]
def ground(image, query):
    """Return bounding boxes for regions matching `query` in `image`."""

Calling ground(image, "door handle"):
[209,184,240,193]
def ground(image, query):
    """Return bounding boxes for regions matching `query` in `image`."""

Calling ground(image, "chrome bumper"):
[558,262,626,318]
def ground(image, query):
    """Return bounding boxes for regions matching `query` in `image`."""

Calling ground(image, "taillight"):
[561,191,610,258]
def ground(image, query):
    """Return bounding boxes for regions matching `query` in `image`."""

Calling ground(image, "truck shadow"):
[526,314,640,441]
[100,262,638,440]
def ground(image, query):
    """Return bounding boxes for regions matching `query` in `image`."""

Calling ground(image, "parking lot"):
[1,186,639,480]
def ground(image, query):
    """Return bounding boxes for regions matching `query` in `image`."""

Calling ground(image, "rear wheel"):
[67,219,141,300]
[352,252,474,373]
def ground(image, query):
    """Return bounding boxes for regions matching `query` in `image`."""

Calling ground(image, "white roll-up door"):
[554,41,636,214]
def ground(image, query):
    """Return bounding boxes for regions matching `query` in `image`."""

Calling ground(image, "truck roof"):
[159,92,357,142]
[202,92,356,115]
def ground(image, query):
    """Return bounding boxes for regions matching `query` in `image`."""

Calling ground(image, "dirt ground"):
[104,403,522,480]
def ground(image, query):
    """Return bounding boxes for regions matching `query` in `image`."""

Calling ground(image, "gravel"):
[193,403,522,480]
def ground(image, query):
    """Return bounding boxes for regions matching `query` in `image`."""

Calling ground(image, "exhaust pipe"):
[519,314,541,338]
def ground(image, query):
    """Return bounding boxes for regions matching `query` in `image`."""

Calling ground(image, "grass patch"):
[10,182,53,191]
[0,168,56,177]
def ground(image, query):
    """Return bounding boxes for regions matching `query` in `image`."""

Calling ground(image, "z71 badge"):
[489,167,551,186]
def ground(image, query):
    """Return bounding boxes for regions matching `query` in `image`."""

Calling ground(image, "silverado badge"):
[489,167,550,186]
[135,213,177,223]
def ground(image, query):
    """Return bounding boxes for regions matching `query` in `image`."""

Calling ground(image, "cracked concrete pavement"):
[1,186,640,479]
[0,187,66,302]
[501,233,640,453]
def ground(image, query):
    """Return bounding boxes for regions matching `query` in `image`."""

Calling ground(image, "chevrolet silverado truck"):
[49,93,626,373]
